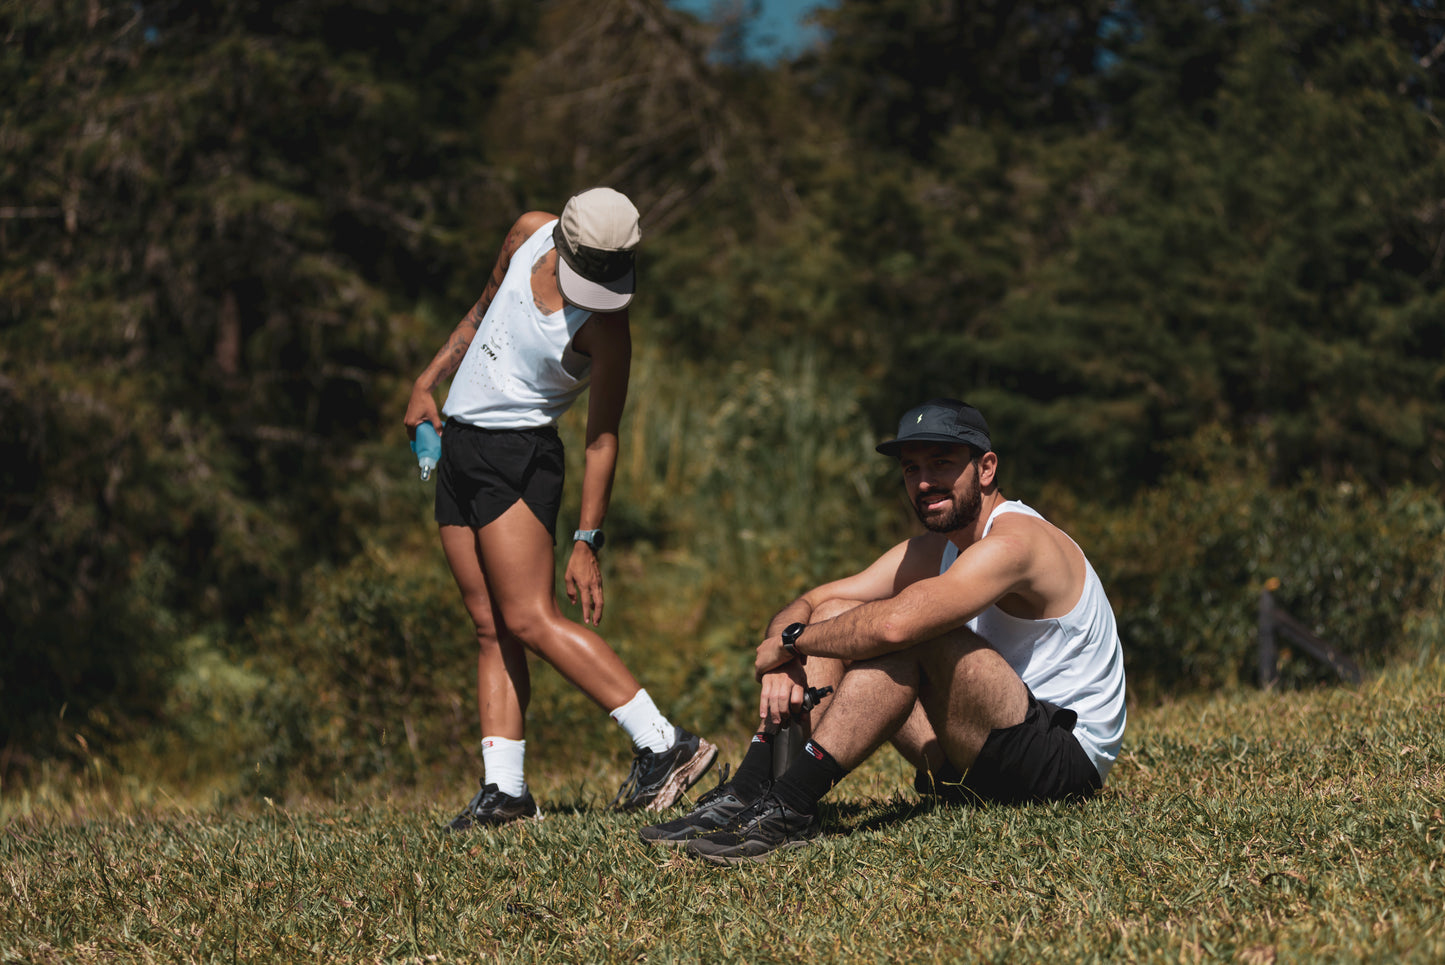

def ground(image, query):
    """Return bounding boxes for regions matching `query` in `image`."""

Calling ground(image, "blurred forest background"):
[2,0,1443,802]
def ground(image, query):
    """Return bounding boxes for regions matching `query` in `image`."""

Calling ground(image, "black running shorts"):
[433,420,565,539]
[926,690,1103,806]
[961,691,1103,804]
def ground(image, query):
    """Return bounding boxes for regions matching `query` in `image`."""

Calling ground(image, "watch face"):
[591,531,606,550]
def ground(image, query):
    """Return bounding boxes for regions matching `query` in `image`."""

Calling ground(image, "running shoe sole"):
[639,796,750,847]
[647,836,689,848]
[645,739,719,812]
[449,810,544,832]
[444,783,545,832]
[691,836,819,865]
[480,807,544,826]
[681,795,822,863]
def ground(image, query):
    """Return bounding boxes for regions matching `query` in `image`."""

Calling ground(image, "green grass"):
[4,658,1444,964]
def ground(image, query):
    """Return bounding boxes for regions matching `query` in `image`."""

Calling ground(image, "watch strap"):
[781,622,805,658]
[572,529,604,551]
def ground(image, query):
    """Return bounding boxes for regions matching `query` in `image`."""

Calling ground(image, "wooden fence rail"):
[1257,577,1363,688]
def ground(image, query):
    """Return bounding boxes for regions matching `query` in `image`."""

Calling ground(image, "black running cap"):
[876,398,991,457]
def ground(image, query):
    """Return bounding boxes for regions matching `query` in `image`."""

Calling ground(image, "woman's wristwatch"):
[573,529,605,552]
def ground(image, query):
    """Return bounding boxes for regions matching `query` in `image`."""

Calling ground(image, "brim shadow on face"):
[911,458,984,534]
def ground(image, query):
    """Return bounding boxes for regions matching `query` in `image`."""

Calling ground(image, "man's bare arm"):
[772,537,920,632]
[753,537,929,678]
[755,532,1033,675]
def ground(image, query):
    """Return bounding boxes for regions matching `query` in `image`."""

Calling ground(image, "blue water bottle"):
[411,423,441,481]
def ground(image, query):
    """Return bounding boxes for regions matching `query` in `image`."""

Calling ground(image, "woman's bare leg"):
[440,524,531,738]
[470,500,641,711]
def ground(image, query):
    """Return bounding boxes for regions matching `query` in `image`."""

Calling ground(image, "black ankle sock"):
[729,732,775,801]
[772,739,845,814]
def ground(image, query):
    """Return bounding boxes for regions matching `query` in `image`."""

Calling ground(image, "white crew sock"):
[481,736,526,797]
[609,689,674,754]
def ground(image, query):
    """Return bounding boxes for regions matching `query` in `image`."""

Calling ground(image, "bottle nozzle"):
[410,423,442,482]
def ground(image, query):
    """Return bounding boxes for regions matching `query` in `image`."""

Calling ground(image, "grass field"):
[3,657,1443,964]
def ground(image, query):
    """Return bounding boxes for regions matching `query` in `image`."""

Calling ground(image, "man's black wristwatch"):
[781,622,805,659]
[573,529,605,552]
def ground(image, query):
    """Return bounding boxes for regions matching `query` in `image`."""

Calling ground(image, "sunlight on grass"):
[5,659,1444,963]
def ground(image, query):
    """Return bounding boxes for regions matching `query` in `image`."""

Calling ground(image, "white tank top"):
[940,500,1127,779]
[442,221,595,428]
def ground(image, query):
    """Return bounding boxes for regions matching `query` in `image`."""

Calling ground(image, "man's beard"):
[915,477,982,534]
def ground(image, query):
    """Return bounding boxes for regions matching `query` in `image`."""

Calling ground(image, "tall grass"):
[5,656,1442,963]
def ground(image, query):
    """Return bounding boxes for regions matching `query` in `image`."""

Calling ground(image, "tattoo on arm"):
[423,219,530,387]
[465,294,489,333]
[531,257,552,312]
[418,334,466,392]
[465,261,507,334]
[467,227,522,329]
[419,221,537,392]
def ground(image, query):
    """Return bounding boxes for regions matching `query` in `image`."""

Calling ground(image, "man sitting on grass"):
[640,398,1127,863]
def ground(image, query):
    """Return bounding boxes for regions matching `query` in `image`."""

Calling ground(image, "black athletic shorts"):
[919,690,1104,806]
[433,419,565,538]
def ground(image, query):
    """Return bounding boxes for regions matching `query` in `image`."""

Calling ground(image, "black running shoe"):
[638,767,761,846]
[612,726,718,812]
[684,793,820,864]
[444,781,541,832]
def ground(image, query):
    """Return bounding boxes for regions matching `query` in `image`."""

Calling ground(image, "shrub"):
[239,543,477,793]
[1059,426,1445,697]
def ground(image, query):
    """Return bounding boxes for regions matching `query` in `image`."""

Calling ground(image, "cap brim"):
[876,433,988,457]
[557,257,634,313]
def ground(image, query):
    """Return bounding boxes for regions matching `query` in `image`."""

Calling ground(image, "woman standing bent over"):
[405,188,715,829]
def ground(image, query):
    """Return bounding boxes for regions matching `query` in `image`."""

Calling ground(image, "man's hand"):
[755,631,795,679]
[565,543,605,625]
[758,662,809,728]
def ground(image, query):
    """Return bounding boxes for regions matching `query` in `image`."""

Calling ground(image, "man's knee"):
[917,635,1029,743]
[916,627,1012,678]
[810,598,864,624]
[931,636,1022,691]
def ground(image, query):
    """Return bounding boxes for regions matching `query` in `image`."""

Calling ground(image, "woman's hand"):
[404,384,442,439]
[564,542,605,625]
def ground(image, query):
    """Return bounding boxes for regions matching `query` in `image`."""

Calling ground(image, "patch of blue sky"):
[667,0,835,62]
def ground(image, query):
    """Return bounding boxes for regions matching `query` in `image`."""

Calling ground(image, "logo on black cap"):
[876,399,991,457]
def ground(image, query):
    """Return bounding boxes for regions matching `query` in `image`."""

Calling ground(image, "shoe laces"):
[448,781,493,828]
[459,780,493,815]
[475,784,513,813]
[692,764,734,809]
[728,793,782,832]
[611,747,654,807]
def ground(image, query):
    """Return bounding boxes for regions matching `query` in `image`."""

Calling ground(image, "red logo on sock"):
[805,741,824,761]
